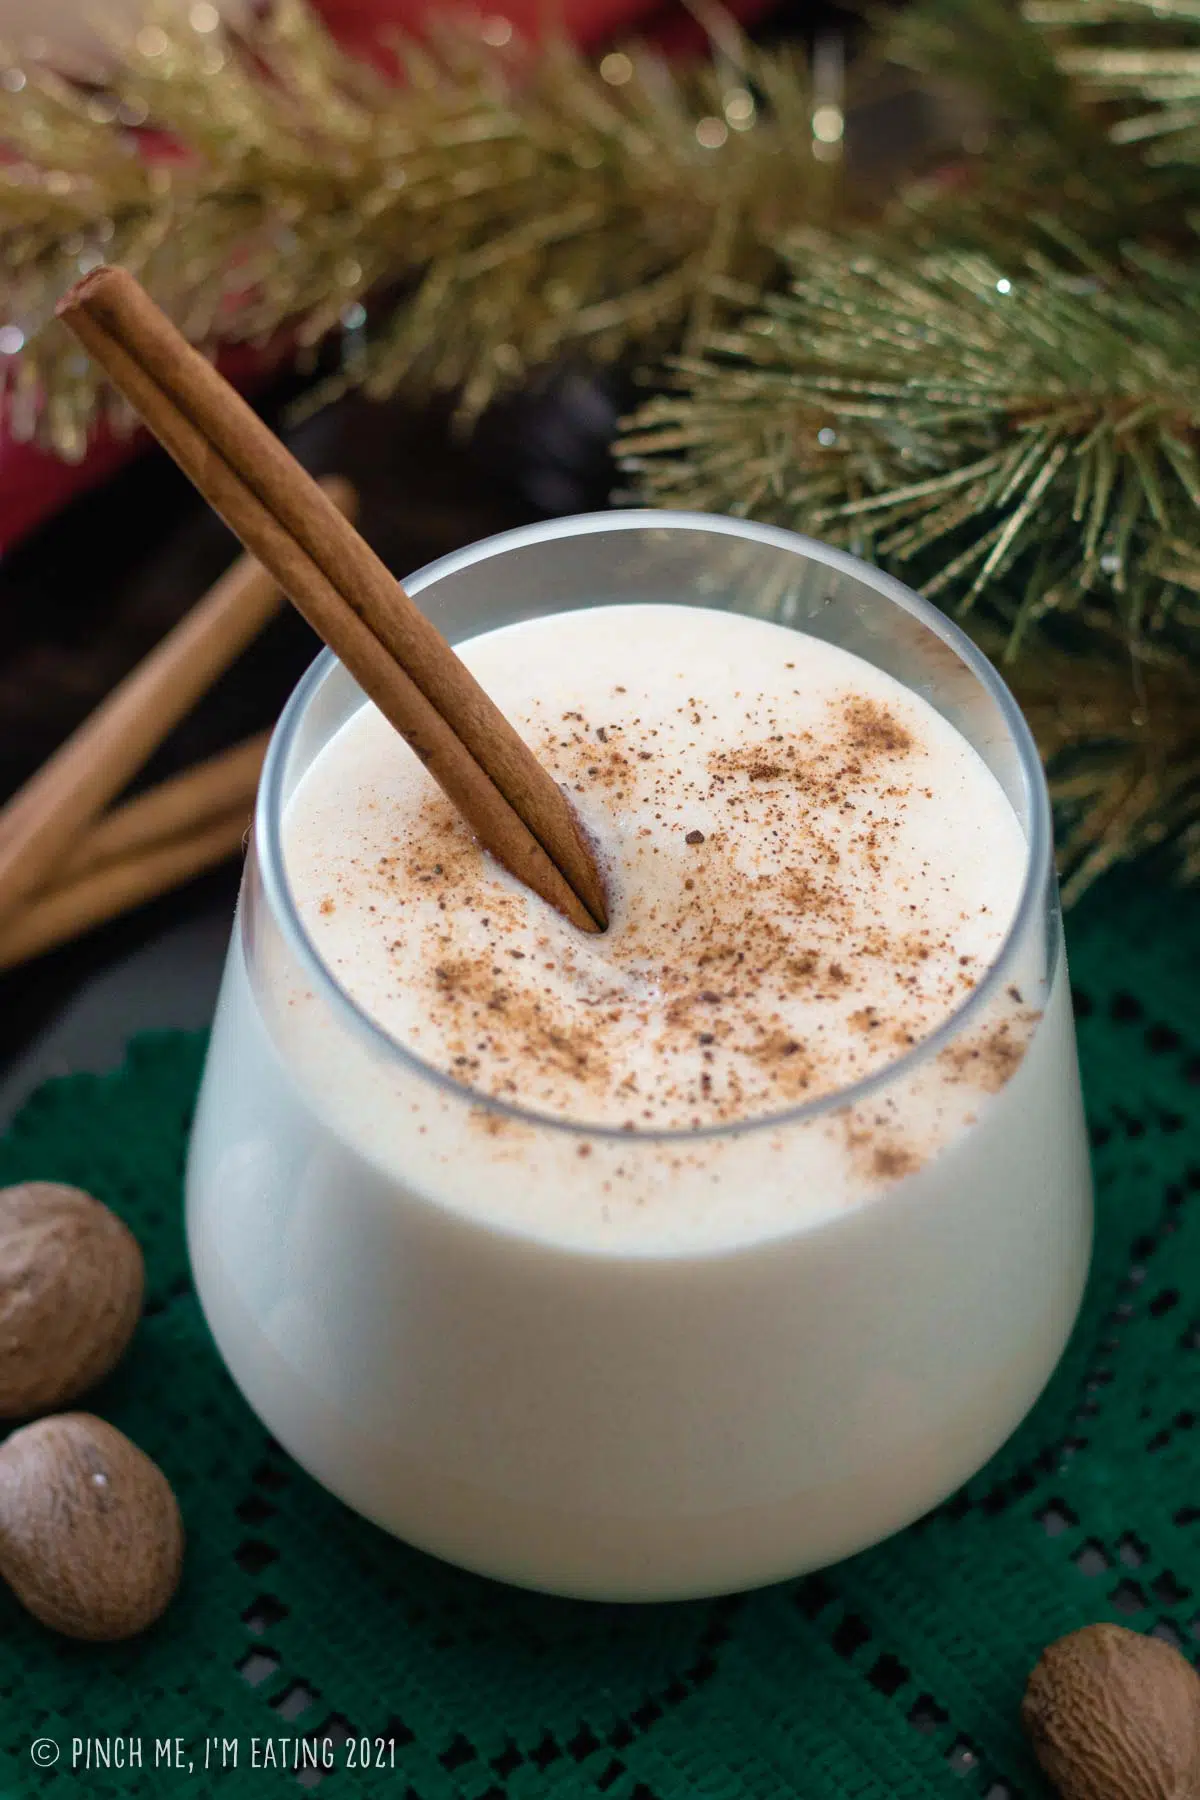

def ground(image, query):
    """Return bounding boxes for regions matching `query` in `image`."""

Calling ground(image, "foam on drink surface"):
[284,605,1030,1135]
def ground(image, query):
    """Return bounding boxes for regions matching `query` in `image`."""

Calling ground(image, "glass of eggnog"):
[186,511,1092,1601]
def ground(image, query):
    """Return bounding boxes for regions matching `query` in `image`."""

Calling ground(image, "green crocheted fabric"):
[0,868,1196,1800]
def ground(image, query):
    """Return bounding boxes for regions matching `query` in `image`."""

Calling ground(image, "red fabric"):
[0,0,768,552]
[325,0,669,59]
[320,0,770,63]
[0,340,288,554]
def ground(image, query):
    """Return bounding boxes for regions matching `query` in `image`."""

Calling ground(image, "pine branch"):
[975,630,1200,904]
[882,0,1198,256]
[1024,0,1200,164]
[621,244,1200,656]
[621,239,1200,896]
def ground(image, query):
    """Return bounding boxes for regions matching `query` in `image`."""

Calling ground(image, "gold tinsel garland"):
[1,0,1198,899]
[0,1,832,453]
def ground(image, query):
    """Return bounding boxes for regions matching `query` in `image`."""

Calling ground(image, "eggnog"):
[280,604,1032,1232]
[186,528,1091,1599]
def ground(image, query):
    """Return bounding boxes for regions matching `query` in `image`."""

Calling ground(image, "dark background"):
[0,0,876,1117]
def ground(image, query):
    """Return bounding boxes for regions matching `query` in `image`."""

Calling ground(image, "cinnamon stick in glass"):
[56,267,608,934]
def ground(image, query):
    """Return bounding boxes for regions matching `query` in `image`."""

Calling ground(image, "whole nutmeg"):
[0,1413,183,1640]
[1023,1622,1200,1800]
[0,1182,144,1418]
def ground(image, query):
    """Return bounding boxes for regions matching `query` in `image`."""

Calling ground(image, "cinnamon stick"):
[0,808,251,972]
[57,733,269,882]
[57,267,608,934]
[0,472,354,931]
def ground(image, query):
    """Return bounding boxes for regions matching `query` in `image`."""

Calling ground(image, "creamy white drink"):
[187,549,1092,1600]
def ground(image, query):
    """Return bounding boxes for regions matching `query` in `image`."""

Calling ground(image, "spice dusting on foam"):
[284,605,1035,1143]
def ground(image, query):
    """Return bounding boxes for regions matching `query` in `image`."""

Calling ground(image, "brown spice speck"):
[872,1145,918,1181]
[842,697,913,758]
[849,1006,883,1032]
[840,1106,922,1185]
[939,1010,1041,1094]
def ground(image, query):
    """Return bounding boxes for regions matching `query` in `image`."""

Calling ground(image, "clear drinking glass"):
[185,511,1092,1602]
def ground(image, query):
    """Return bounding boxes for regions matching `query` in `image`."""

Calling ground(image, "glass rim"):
[255,508,1055,1145]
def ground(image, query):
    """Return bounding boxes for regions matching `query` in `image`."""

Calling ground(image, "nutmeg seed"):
[0,1413,183,1640]
[1022,1622,1200,1800]
[0,1182,144,1418]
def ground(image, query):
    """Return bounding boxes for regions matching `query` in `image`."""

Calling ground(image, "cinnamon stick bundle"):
[0,809,252,972]
[0,735,267,971]
[57,267,608,934]
[56,734,268,882]
[0,474,352,932]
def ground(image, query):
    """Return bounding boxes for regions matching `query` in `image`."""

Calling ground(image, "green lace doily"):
[0,869,1196,1799]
